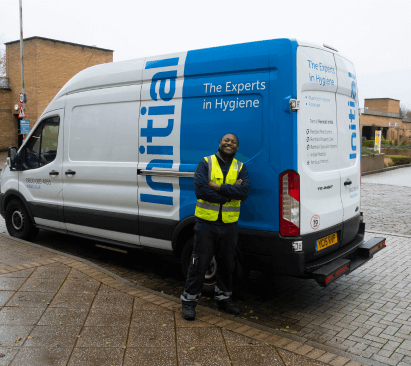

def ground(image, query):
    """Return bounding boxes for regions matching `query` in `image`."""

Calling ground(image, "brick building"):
[0,37,113,151]
[360,98,411,141]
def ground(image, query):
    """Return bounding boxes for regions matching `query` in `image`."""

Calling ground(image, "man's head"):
[219,133,239,158]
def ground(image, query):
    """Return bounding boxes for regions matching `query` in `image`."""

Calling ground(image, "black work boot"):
[215,301,240,315]
[182,303,196,320]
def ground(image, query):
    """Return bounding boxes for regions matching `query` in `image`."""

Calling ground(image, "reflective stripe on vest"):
[195,154,243,223]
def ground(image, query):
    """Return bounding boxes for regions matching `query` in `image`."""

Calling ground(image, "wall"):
[36,38,113,118]
[361,154,385,173]
[2,37,113,151]
[364,99,400,113]
[0,89,17,150]
[381,148,411,158]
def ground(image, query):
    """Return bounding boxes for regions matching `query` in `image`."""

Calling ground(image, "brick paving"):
[361,180,411,235]
[0,233,358,366]
[1,177,411,365]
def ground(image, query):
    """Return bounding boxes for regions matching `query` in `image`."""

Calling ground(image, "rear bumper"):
[238,220,386,286]
[309,235,386,286]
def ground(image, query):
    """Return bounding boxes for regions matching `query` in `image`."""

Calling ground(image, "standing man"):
[181,133,250,320]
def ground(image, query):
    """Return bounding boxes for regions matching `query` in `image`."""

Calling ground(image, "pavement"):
[362,167,411,188]
[0,233,364,366]
[0,166,410,365]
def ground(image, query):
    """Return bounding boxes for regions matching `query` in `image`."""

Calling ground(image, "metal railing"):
[363,108,401,118]
[0,77,9,89]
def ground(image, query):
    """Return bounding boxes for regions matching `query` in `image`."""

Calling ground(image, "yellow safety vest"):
[195,154,243,224]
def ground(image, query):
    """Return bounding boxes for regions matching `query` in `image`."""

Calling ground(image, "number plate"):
[315,232,338,252]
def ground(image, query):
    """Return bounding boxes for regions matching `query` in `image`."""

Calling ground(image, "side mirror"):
[7,147,21,170]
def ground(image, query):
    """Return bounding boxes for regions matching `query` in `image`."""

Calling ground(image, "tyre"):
[180,237,250,293]
[5,199,39,241]
[181,237,216,294]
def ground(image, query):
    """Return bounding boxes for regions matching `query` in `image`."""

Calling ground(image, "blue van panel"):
[179,39,298,232]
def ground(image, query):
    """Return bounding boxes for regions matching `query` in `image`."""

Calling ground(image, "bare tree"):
[400,103,411,118]
[0,33,6,77]
[0,47,5,77]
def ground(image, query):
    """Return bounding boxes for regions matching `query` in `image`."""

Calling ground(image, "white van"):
[1,38,385,288]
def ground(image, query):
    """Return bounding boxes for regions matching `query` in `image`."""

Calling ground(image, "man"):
[181,133,250,320]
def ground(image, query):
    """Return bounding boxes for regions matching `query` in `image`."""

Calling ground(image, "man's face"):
[219,134,239,156]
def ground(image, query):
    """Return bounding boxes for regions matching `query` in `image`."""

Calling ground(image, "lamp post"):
[19,0,25,110]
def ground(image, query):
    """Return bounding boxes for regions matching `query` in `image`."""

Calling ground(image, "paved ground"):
[0,233,357,366]
[1,169,411,365]
[362,167,411,188]
[361,167,411,235]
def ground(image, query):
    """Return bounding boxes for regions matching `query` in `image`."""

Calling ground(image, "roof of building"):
[364,98,400,101]
[4,36,113,52]
[403,117,411,123]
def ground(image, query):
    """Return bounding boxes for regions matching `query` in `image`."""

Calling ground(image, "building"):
[360,98,411,141]
[0,37,113,151]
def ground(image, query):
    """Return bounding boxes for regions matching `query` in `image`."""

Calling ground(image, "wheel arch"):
[3,189,36,224]
[171,216,196,255]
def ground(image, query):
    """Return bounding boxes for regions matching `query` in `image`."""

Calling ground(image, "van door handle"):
[49,170,59,176]
[344,179,352,186]
[65,170,76,176]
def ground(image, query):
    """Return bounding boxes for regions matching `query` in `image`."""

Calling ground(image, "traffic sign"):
[18,105,26,118]
[20,120,30,134]
[19,93,24,103]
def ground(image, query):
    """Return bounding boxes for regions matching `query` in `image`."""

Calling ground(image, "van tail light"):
[280,170,300,236]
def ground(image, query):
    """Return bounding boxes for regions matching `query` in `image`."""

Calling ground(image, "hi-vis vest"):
[195,155,243,223]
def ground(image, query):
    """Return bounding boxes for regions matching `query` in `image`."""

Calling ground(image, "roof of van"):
[53,38,349,100]
[54,58,145,99]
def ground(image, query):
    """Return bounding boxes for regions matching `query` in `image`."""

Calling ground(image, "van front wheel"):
[5,199,38,241]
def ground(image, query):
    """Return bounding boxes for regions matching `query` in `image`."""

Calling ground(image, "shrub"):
[385,155,411,165]
[362,140,374,147]
[361,146,377,155]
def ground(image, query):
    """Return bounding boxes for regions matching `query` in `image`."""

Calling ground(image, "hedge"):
[385,155,411,166]
[362,140,375,147]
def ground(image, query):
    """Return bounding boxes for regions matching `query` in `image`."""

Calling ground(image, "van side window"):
[24,117,60,169]
[69,103,138,162]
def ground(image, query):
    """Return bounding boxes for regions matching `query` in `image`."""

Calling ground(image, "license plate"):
[316,232,338,252]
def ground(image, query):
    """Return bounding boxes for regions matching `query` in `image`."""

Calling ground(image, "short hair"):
[220,133,239,145]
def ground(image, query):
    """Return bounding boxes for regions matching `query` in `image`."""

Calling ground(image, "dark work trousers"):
[180,221,238,306]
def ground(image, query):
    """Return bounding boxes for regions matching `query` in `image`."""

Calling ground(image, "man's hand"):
[208,181,221,192]
[235,179,242,186]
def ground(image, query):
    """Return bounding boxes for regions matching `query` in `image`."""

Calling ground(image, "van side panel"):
[63,86,140,245]
[179,39,297,232]
[138,52,188,249]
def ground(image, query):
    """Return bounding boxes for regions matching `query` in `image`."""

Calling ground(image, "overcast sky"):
[1,0,410,109]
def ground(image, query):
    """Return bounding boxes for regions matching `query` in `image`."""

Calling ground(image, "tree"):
[0,47,5,77]
[399,103,411,118]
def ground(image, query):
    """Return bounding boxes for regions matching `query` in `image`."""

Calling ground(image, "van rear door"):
[335,55,361,243]
[297,46,343,237]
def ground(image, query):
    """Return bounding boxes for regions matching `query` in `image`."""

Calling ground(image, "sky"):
[1,0,410,110]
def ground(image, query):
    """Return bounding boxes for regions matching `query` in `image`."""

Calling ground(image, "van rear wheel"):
[5,199,39,241]
[181,237,216,294]
[180,237,250,294]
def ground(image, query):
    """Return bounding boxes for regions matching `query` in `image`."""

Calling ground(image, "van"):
[0,38,385,288]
